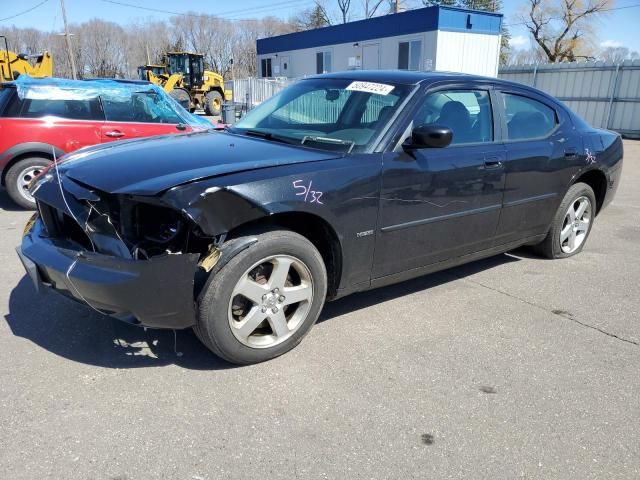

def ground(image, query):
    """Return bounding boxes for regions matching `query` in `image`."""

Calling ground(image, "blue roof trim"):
[257,6,502,55]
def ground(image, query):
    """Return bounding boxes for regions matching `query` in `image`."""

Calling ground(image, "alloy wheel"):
[227,255,314,348]
[559,196,591,253]
[16,165,44,203]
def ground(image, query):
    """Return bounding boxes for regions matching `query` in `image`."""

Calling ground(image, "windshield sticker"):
[346,81,395,96]
[293,180,324,204]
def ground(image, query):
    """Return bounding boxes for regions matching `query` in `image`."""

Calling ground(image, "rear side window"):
[19,98,103,121]
[502,93,557,140]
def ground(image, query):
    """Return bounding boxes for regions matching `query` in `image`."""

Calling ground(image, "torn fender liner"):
[21,219,199,329]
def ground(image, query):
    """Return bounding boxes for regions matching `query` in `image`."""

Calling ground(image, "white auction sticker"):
[346,81,395,96]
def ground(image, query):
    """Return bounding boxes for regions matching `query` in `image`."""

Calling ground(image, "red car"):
[0,77,211,208]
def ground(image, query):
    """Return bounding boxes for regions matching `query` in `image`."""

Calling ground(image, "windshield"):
[232,78,411,152]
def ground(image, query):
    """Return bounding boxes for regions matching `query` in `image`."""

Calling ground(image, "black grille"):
[37,201,93,250]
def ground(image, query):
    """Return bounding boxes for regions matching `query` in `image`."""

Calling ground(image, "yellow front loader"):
[137,64,192,110]
[139,52,231,115]
[0,36,53,82]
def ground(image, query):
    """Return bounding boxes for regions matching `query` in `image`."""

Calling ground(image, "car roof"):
[311,69,561,105]
[312,69,546,90]
[311,70,491,85]
[2,77,151,88]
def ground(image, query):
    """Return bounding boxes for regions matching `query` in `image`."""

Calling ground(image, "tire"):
[204,90,223,116]
[5,157,51,209]
[169,87,191,111]
[533,182,596,259]
[194,230,328,365]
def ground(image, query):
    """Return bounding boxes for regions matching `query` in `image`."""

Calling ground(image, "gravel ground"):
[0,140,638,480]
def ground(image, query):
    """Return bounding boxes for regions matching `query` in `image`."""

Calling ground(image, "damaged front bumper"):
[19,216,200,329]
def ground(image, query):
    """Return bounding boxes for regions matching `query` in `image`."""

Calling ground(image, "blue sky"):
[3,0,640,52]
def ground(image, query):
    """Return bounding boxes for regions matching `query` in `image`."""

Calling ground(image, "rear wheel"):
[194,230,327,365]
[204,90,223,116]
[5,157,51,209]
[169,87,191,111]
[533,182,596,259]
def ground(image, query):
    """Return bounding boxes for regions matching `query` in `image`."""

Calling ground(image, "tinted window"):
[102,92,182,124]
[0,87,15,115]
[20,98,102,121]
[316,51,331,74]
[414,89,493,145]
[398,40,422,70]
[502,93,557,140]
[261,58,272,78]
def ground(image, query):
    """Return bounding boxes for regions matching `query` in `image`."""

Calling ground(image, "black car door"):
[492,88,581,245]
[372,85,506,279]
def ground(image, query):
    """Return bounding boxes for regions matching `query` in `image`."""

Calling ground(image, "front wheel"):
[194,230,327,365]
[168,87,192,111]
[204,90,223,116]
[5,157,51,209]
[533,182,596,259]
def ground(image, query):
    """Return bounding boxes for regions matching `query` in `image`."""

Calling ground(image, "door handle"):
[564,148,578,157]
[483,158,503,169]
[105,130,125,138]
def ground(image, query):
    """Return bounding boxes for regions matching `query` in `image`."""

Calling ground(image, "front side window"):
[232,78,411,152]
[316,51,332,74]
[102,92,182,124]
[502,93,557,140]
[414,89,493,145]
[398,40,422,70]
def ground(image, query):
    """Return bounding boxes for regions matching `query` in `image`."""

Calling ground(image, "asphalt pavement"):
[0,141,638,479]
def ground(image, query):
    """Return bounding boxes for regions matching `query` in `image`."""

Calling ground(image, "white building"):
[256,6,502,79]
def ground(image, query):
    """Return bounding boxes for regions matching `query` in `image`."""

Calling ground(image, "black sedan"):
[18,71,623,365]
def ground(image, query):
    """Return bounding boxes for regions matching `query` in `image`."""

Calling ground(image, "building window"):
[316,51,332,74]
[398,40,422,70]
[261,58,272,78]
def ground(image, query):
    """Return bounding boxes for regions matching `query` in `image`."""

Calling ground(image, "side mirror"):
[406,124,453,149]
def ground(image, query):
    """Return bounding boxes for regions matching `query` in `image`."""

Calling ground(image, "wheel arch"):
[1,143,59,185]
[572,168,607,215]
[227,212,343,299]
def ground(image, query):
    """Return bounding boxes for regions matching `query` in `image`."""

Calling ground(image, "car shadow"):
[4,253,522,370]
[0,188,28,212]
[319,253,522,322]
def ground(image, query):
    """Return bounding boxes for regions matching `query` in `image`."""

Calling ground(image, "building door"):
[362,44,380,70]
[279,56,290,77]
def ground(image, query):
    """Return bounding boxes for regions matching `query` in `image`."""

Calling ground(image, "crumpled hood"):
[59,131,339,195]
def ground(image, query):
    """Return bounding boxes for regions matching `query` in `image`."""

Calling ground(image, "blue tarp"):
[13,75,212,129]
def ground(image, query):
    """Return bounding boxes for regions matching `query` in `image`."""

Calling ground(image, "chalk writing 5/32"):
[293,179,324,204]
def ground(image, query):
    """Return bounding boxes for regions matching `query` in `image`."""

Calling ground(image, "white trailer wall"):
[435,31,500,77]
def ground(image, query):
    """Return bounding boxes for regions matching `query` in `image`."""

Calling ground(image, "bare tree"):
[362,0,386,17]
[292,2,332,30]
[521,0,613,62]
[598,46,639,63]
[337,0,352,22]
